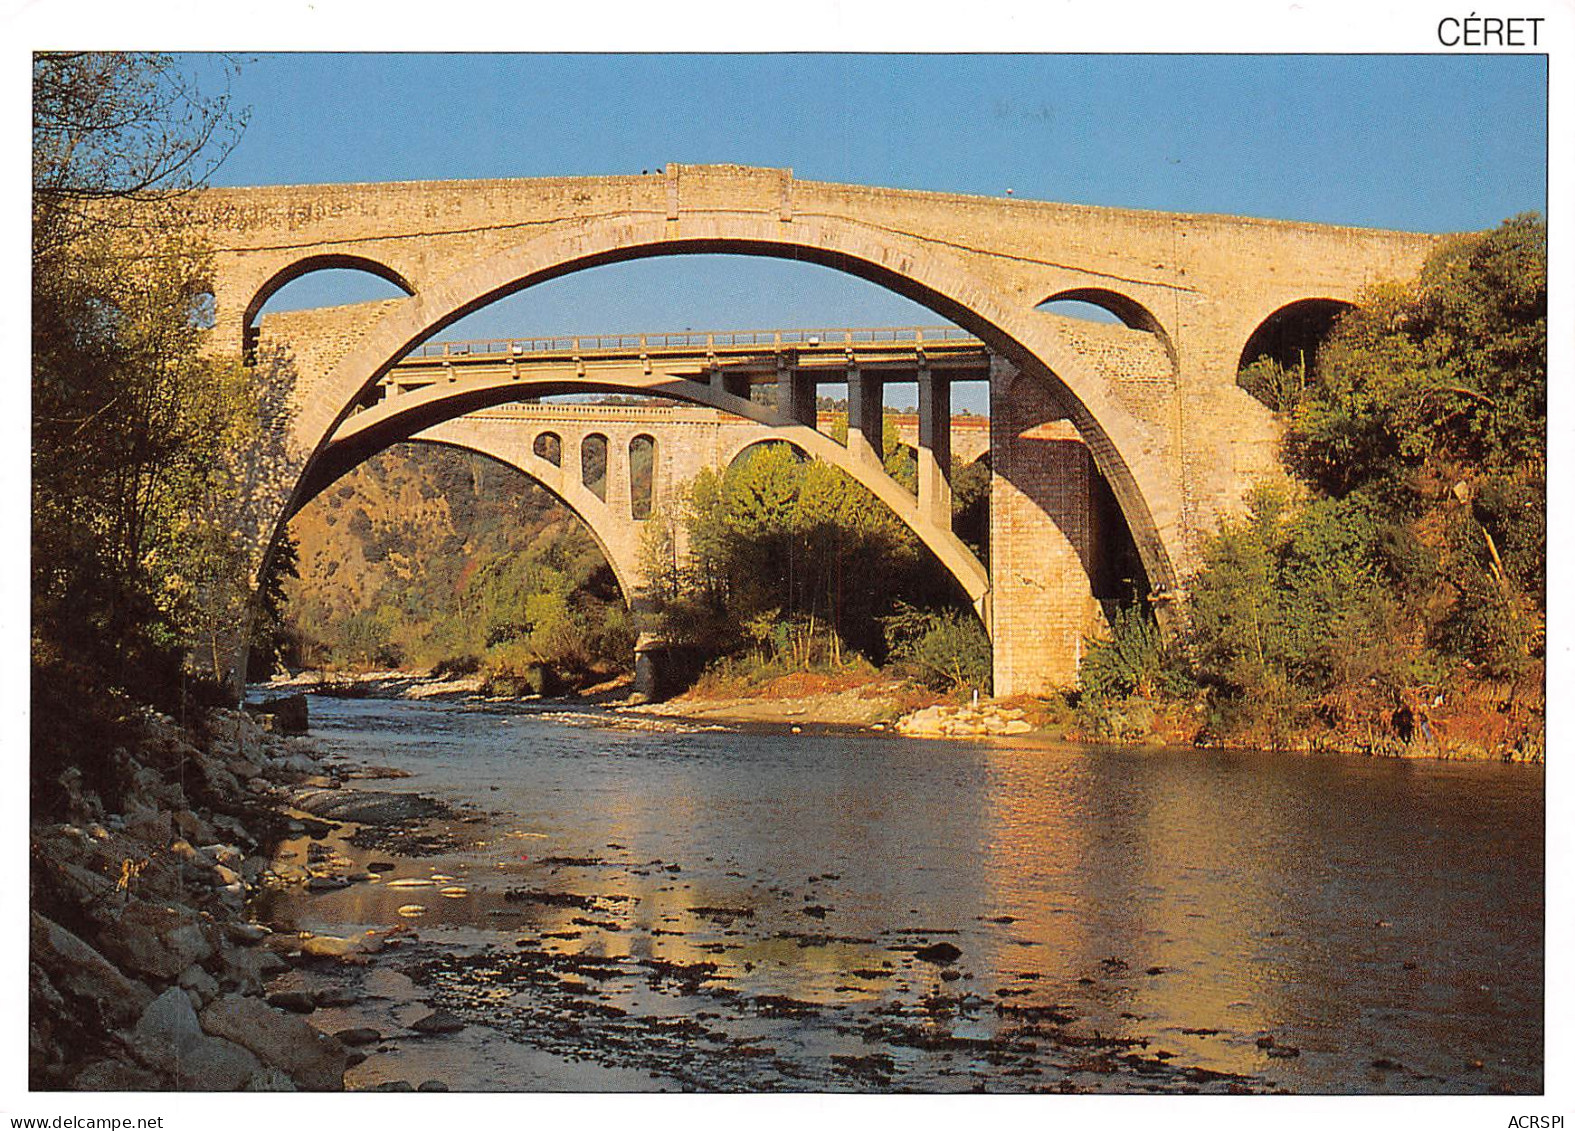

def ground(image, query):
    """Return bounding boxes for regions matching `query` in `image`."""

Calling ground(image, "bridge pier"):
[711,367,752,403]
[988,359,1109,696]
[846,368,884,469]
[916,368,952,530]
[777,366,817,427]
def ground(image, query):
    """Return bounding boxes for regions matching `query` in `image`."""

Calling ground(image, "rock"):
[215,944,289,992]
[300,931,385,960]
[410,1008,466,1034]
[178,964,221,1005]
[225,922,271,945]
[312,985,360,1007]
[173,810,217,844]
[200,843,244,868]
[245,694,309,735]
[418,1080,449,1092]
[30,912,153,1027]
[100,900,214,981]
[134,987,266,1090]
[334,1027,382,1046]
[200,994,347,1091]
[370,1080,415,1091]
[293,789,444,825]
[242,1067,297,1091]
[913,942,964,965]
[72,1058,165,1090]
[307,875,351,892]
[267,990,317,1014]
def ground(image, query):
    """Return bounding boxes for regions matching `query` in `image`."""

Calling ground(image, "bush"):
[1079,605,1189,701]
[883,604,991,693]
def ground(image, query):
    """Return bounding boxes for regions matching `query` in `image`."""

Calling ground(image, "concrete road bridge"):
[314,327,997,618]
[173,163,1441,695]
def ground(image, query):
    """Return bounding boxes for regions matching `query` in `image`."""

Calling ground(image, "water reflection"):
[267,698,1542,1093]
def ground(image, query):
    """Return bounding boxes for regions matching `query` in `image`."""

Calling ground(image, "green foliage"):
[1237,356,1307,413]
[882,603,991,692]
[649,444,989,684]
[1183,217,1546,745]
[1079,606,1189,701]
[33,53,254,719]
[282,444,634,685]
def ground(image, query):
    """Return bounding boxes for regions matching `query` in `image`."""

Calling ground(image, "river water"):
[258,694,1544,1094]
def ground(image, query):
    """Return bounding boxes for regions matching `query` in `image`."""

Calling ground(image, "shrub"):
[1079,605,1189,701]
[883,603,991,693]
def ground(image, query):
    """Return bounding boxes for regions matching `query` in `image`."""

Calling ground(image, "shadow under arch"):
[998,370,1150,605]
[283,434,640,616]
[268,214,1184,618]
[1237,297,1354,373]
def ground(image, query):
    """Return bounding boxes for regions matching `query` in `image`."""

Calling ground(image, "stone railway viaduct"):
[179,163,1442,695]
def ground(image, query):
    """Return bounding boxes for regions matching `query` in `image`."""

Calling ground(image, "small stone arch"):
[1037,286,1176,368]
[242,254,416,359]
[629,433,656,520]
[534,430,562,467]
[580,433,610,500]
[1237,297,1354,373]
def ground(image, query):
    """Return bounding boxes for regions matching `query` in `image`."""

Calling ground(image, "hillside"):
[277,443,630,679]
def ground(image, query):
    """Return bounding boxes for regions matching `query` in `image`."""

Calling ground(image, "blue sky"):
[214,52,1547,407]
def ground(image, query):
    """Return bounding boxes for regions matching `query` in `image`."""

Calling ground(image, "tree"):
[33,53,251,805]
[1176,217,1547,747]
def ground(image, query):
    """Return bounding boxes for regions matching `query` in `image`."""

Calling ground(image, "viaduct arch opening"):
[267,437,637,679]
[258,227,1183,623]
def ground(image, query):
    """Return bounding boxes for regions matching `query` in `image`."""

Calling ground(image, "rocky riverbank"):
[29,704,403,1090]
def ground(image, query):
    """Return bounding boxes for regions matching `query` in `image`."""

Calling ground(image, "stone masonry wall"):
[990,369,1108,695]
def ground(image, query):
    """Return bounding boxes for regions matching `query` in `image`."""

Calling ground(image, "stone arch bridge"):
[174,164,1440,695]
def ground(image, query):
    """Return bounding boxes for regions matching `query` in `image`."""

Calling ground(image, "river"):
[256,694,1544,1094]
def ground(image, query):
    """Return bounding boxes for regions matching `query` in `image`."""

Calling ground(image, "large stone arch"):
[287,431,645,613]
[265,213,1186,610]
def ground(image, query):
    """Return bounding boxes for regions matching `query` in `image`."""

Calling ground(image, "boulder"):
[101,900,214,981]
[245,695,309,736]
[200,994,347,1091]
[266,990,316,1014]
[178,964,221,1005]
[334,1027,381,1046]
[72,1058,165,1090]
[913,941,964,965]
[299,931,385,960]
[30,912,153,1027]
[292,789,443,825]
[214,942,288,993]
[410,1008,466,1034]
[133,987,266,1090]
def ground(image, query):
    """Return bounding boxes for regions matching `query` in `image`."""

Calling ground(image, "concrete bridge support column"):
[916,367,952,530]
[987,359,1109,696]
[778,364,818,427]
[711,368,753,403]
[846,368,884,469]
